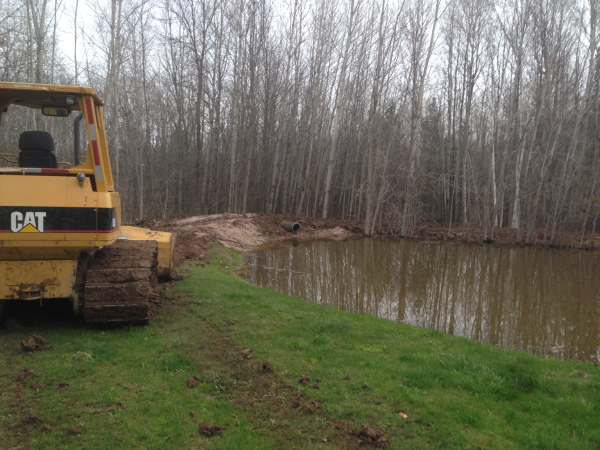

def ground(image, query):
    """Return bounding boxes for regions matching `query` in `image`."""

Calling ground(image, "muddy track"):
[162,305,357,449]
[0,352,31,450]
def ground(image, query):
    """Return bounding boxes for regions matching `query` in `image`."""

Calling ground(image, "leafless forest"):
[1,0,600,244]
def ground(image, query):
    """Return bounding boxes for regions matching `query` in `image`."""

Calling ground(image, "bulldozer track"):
[83,240,158,325]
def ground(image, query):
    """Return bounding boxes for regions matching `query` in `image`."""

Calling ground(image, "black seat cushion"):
[18,131,58,168]
[19,131,55,152]
[19,149,58,169]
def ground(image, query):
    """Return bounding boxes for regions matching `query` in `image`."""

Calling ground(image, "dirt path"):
[0,339,32,450]
[162,301,354,449]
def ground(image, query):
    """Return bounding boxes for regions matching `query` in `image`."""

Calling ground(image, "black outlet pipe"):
[281,221,300,233]
[74,113,83,164]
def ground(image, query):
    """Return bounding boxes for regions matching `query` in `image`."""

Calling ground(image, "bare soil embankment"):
[148,213,362,267]
[143,213,599,267]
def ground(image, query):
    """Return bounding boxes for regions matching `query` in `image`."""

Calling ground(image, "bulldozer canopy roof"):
[0,82,104,111]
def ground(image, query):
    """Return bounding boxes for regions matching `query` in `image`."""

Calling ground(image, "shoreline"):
[144,213,599,270]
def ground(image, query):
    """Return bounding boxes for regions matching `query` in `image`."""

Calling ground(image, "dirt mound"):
[199,422,223,436]
[20,335,53,352]
[152,213,361,267]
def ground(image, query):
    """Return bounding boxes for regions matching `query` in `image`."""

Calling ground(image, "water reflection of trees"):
[245,240,600,363]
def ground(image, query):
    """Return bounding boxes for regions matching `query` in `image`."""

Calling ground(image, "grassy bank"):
[1,248,599,449]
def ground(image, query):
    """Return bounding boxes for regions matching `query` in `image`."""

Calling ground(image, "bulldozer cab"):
[0,82,115,193]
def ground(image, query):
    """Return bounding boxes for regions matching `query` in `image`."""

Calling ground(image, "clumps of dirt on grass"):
[298,374,310,386]
[22,410,43,424]
[240,348,253,359]
[30,382,45,389]
[40,424,54,432]
[54,382,70,392]
[199,422,223,437]
[20,335,53,353]
[17,368,39,382]
[303,399,322,413]
[68,426,81,435]
[290,392,322,413]
[356,425,389,447]
[161,311,351,449]
[262,361,272,373]
[290,391,304,409]
[330,422,390,448]
[572,370,593,379]
[187,376,200,388]
[83,406,118,415]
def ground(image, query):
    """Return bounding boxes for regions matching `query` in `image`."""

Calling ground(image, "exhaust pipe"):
[281,221,300,233]
[74,113,83,163]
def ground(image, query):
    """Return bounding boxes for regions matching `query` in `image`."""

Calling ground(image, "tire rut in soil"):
[83,240,158,325]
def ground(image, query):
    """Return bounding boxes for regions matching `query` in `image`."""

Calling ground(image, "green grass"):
[1,246,599,449]
[0,318,269,449]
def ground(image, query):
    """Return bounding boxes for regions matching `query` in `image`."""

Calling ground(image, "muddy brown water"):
[242,238,600,363]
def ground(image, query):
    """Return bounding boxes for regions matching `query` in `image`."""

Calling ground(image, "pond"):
[241,238,600,363]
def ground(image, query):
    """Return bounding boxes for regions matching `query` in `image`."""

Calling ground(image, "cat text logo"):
[11,212,46,233]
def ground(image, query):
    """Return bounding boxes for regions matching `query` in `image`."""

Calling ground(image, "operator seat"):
[18,131,58,169]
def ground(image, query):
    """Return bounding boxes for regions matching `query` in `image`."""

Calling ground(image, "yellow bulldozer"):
[0,81,175,325]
